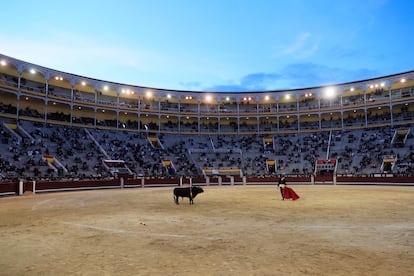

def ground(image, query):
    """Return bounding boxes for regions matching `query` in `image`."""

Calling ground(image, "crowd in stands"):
[0,118,413,182]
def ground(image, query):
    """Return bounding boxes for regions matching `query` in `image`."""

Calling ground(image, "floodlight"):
[324,87,336,98]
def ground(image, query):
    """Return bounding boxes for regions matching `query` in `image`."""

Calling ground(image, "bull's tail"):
[174,195,179,205]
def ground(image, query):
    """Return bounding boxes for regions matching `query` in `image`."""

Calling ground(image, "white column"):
[19,180,23,195]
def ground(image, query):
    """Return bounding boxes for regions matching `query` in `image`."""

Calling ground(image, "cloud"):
[281,63,380,88]
[178,81,202,90]
[203,84,251,92]
[0,32,167,81]
[327,47,360,59]
[240,73,282,88]
[273,32,321,59]
[2,31,381,92]
[280,33,311,55]
[202,63,380,92]
[203,72,282,92]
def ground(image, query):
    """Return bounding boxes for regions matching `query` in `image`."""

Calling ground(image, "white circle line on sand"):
[62,221,128,234]
[285,224,414,230]
[31,198,57,211]
[61,221,222,240]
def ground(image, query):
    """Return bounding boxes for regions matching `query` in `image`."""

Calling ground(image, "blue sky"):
[1,0,413,92]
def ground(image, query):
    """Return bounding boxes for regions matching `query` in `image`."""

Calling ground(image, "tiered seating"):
[0,118,414,181]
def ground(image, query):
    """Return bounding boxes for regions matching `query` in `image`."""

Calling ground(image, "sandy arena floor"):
[0,185,413,276]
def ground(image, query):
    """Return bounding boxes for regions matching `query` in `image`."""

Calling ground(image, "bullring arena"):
[0,54,414,275]
[0,184,413,275]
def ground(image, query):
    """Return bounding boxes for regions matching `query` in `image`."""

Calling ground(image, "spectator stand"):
[43,154,68,174]
[3,121,22,143]
[314,159,337,184]
[147,136,164,149]
[263,136,274,153]
[391,127,410,146]
[266,159,276,174]
[162,159,176,175]
[102,159,133,176]
[381,156,396,173]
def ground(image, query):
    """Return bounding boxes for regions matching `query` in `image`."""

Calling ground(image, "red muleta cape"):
[283,186,300,200]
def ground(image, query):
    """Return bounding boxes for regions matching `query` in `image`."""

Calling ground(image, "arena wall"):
[2,175,413,197]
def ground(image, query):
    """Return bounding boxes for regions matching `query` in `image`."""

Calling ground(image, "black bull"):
[173,186,204,204]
